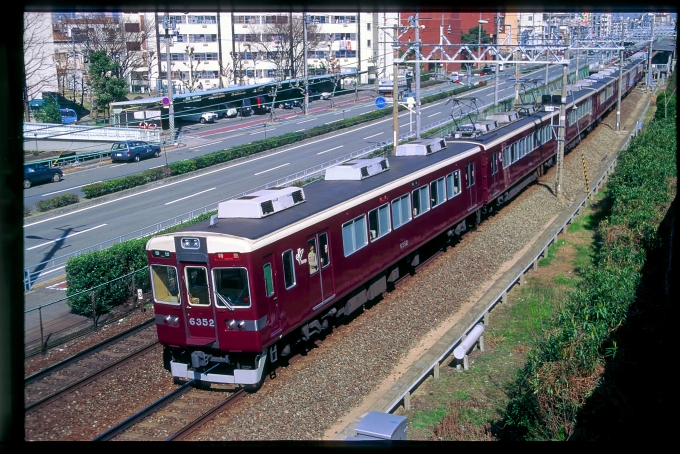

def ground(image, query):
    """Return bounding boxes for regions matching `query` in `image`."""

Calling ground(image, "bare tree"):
[229,44,250,86]
[178,45,202,92]
[23,12,58,121]
[55,12,154,89]
[217,58,233,88]
[248,15,323,82]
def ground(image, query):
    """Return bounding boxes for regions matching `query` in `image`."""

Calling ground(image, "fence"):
[24,122,161,142]
[25,268,151,357]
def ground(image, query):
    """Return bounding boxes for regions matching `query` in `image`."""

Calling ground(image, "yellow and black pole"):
[581,154,590,196]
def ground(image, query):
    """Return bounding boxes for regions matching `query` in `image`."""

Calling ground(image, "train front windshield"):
[212,268,251,308]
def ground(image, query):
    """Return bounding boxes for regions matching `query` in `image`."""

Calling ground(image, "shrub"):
[34,193,79,212]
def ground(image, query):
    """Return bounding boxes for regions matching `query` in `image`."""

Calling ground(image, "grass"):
[399,192,607,441]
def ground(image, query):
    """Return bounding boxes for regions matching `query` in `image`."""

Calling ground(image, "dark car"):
[277,99,302,109]
[481,66,493,75]
[110,140,162,163]
[23,163,63,189]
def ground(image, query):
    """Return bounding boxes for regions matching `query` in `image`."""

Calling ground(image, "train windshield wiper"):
[215,292,235,312]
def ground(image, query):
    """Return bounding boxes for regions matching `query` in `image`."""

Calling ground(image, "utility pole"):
[616,23,625,132]
[303,13,309,115]
[392,24,399,156]
[555,32,570,202]
[413,13,421,139]
[647,19,654,87]
[163,14,176,143]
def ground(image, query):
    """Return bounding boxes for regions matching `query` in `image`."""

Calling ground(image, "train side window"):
[307,238,319,274]
[213,267,251,307]
[150,265,180,304]
[430,177,446,208]
[368,203,391,241]
[491,153,498,175]
[342,214,368,256]
[282,250,296,289]
[412,186,430,217]
[465,163,475,188]
[446,171,462,198]
[318,233,330,268]
[391,193,412,229]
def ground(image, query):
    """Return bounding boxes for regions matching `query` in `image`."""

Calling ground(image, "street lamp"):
[478,16,489,68]
[162,14,177,145]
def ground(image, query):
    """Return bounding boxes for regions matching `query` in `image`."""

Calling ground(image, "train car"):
[145,56,645,388]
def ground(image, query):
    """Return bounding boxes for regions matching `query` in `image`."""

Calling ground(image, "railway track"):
[25,321,158,411]
[93,384,247,441]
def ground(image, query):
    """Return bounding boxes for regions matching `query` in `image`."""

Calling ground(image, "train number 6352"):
[189,318,215,327]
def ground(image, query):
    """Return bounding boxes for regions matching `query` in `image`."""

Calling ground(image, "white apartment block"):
[138,11,399,94]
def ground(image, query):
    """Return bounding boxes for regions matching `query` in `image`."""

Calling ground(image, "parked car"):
[110,140,162,163]
[23,163,63,189]
[320,92,333,100]
[178,110,218,123]
[277,99,302,109]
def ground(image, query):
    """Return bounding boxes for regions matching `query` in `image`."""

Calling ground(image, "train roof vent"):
[485,111,520,124]
[575,79,593,87]
[475,119,499,131]
[324,158,390,181]
[588,73,605,80]
[217,186,306,219]
[396,138,447,156]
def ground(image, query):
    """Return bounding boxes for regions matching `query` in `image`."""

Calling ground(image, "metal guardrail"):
[24,122,161,142]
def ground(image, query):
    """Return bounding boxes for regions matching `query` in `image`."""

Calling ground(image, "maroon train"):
[146,55,646,387]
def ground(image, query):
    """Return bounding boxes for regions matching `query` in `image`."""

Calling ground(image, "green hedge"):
[34,193,79,212]
[81,82,479,199]
[503,113,677,440]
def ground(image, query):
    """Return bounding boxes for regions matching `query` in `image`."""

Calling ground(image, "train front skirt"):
[169,348,268,385]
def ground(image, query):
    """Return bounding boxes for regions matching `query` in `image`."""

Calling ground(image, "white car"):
[320,92,332,100]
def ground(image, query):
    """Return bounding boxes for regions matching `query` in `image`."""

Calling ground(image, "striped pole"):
[582,154,590,195]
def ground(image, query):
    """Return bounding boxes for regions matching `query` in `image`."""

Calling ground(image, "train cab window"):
[282,250,296,289]
[412,186,430,217]
[368,203,391,241]
[446,171,462,198]
[342,215,368,257]
[263,263,274,297]
[185,266,210,306]
[307,238,319,274]
[430,177,446,208]
[213,268,251,307]
[465,163,475,188]
[150,265,180,304]
[318,233,330,269]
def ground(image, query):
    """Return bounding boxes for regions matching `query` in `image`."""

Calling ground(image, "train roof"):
[152,140,479,246]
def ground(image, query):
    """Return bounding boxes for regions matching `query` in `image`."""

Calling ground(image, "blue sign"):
[162,97,170,106]
[375,96,386,109]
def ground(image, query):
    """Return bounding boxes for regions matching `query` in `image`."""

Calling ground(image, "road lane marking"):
[317,145,343,155]
[165,188,216,205]
[427,111,441,117]
[42,181,103,197]
[363,132,383,139]
[254,163,290,176]
[26,224,108,251]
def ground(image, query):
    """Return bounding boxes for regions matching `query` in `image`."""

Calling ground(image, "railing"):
[24,122,161,142]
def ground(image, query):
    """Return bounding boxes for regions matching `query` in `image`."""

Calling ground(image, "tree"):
[247,15,323,82]
[461,25,491,45]
[88,50,128,117]
[23,12,58,121]
[34,95,62,124]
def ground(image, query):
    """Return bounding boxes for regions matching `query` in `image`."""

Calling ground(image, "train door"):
[306,230,335,308]
[262,255,280,334]
[465,161,478,211]
[180,263,218,345]
[488,151,501,200]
